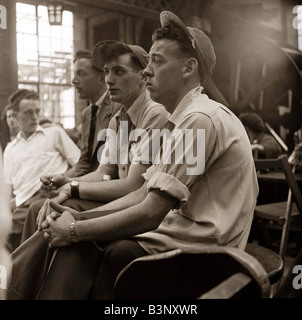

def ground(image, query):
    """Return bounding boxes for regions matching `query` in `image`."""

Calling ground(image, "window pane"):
[39,85,75,128]
[17,2,74,129]
[16,3,36,34]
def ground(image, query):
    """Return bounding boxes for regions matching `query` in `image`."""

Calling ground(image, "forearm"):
[78,163,148,202]
[78,176,144,202]
[76,170,104,182]
[82,183,147,214]
[76,164,117,183]
[75,189,176,242]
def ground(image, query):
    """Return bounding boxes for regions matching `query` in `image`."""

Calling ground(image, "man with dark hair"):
[239,112,282,159]
[64,49,121,177]
[20,42,168,241]
[3,89,80,252]
[8,12,258,300]
[7,41,169,300]
[20,49,121,242]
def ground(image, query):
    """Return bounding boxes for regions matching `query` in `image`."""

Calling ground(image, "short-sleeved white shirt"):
[135,87,259,253]
[3,125,80,206]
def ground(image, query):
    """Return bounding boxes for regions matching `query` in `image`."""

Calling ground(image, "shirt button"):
[122,166,126,171]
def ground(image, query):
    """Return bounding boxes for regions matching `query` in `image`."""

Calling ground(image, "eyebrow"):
[104,65,127,71]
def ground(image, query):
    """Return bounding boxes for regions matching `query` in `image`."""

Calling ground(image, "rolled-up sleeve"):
[143,168,190,203]
[143,112,216,205]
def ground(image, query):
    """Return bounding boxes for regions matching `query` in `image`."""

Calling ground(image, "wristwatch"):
[70,180,80,198]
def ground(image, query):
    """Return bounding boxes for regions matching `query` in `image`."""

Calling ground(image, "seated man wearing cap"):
[7,42,168,300]
[8,11,258,300]
[20,41,168,239]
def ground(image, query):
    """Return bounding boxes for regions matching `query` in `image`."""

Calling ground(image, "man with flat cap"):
[19,42,168,242]
[8,11,258,300]
[20,49,122,242]
[7,41,168,300]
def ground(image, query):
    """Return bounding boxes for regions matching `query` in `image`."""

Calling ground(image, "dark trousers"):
[21,198,105,244]
[8,231,148,300]
[90,240,148,299]
[7,191,46,253]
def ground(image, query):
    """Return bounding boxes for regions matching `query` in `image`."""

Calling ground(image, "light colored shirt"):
[3,125,80,207]
[136,87,259,253]
[99,90,169,179]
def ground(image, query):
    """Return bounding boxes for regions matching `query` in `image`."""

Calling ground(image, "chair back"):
[254,154,302,260]
[114,246,271,299]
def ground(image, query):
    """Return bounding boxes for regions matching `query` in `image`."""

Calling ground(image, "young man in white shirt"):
[8,12,258,299]
[3,89,80,251]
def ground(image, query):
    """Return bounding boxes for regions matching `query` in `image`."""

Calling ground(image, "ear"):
[183,58,199,79]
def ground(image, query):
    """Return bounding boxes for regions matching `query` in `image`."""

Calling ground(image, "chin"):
[109,95,121,103]
[149,92,161,104]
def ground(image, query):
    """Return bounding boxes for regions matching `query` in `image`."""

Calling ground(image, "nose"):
[33,113,38,121]
[72,75,78,85]
[143,62,153,78]
[105,73,114,86]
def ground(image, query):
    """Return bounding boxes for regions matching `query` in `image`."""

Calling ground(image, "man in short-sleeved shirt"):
[136,86,258,253]
[12,42,168,244]
[7,12,258,300]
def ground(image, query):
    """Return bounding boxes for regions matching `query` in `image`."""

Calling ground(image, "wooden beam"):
[70,0,159,21]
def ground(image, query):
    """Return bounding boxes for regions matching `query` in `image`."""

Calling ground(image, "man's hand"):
[43,210,76,248]
[40,174,70,198]
[36,185,71,230]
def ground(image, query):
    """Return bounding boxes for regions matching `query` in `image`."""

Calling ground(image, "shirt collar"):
[14,125,45,144]
[93,91,107,108]
[168,86,203,127]
[121,89,150,127]
[93,90,114,113]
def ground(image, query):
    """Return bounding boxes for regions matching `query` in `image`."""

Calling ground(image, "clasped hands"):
[40,200,79,248]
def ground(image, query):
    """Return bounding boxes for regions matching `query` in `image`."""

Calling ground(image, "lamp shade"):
[47,1,63,26]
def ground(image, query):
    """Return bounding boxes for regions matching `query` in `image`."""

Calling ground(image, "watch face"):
[71,181,79,187]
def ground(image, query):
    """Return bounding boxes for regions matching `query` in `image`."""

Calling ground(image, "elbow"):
[143,201,174,231]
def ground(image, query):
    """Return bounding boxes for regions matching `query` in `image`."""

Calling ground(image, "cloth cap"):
[160,11,216,82]
[92,40,149,70]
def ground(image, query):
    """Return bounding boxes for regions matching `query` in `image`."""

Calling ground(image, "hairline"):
[103,52,143,72]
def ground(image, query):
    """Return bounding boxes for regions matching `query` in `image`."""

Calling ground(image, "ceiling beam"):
[70,0,160,21]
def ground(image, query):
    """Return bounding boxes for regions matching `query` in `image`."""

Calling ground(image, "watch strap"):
[70,181,80,198]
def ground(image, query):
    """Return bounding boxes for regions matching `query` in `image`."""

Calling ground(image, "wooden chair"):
[114,245,271,299]
[253,155,302,262]
[245,242,283,285]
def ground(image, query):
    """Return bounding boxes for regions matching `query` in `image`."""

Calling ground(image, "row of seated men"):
[1,10,299,299]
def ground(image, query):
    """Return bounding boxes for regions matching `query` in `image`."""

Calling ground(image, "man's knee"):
[102,240,148,273]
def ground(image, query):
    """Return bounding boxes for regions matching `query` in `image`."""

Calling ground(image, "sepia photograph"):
[0,0,301,308]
